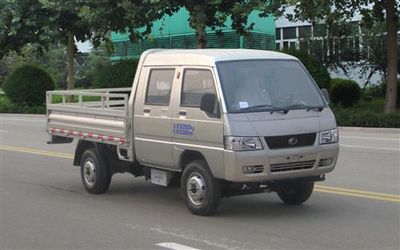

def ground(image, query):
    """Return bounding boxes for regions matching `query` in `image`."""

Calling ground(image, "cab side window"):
[145,69,175,105]
[181,69,216,108]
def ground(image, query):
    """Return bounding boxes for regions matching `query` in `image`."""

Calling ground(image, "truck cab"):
[47,49,339,215]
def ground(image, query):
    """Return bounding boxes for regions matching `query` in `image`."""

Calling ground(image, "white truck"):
[46,49,339,215]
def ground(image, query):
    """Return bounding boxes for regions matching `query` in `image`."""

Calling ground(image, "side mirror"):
[200,93,216,115]
[321,88,330,103]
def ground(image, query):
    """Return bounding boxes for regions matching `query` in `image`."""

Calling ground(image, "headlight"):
[224,136,263,151]
[319,128,339,144]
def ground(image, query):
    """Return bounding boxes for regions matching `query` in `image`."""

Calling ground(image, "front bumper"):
[223,143,339,183]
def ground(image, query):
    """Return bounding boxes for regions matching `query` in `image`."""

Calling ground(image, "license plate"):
[150,169,171,187]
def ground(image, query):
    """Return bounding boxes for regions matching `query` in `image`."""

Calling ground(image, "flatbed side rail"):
[46,89,131,146]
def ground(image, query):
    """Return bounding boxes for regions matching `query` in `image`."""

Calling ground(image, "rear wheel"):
[181,160,221,215]
[277,180,314,205]
[80,148,111,194]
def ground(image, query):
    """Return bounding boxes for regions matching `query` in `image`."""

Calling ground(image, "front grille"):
[265,133,316,149]
[318,158,334,167]
[270,160,316,173]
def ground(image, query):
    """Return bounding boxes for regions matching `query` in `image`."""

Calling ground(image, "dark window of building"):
[275,28,281,40]
[283,41,289,49]
[290,42,296,49]
[299,26,312,38]
[282,27,297,39]
[276,43,281,51]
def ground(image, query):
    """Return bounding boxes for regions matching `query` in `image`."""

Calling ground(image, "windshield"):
[217,60,326,113]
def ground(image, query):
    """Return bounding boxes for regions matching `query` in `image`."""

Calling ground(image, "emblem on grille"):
[288,137,298,146]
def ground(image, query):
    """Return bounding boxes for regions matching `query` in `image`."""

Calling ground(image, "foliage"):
[0,0,93,55]
[0,44,67,88]
[75,45,111,89]
[0,0,49,59]
[93,60,138,88]
[0,0,110,91]
[156,1,267,48]
[3,65,55,106]
[330,78,361,107]
[364,80,400,107]
[282,49,331,89]
[0,94,45,114]
[357,22,400,86]
[332,98,400,128]
[272,0,399,113]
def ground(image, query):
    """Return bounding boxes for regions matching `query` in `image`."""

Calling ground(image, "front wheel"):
[80,148,111,194]
[181,160,221,215]
[277,181,314,205]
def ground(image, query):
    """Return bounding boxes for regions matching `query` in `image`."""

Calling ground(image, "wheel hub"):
[83,159,96,187]
[187,173,206,206]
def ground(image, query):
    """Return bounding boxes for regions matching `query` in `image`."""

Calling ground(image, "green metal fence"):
[111,31,275,60]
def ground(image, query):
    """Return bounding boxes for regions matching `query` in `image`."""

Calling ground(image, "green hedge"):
[282,49,331,89]
[93,60,138,88]
[330,78,361,107]
[3,64,55,106]
[332,98,400,128]
[334,110,400,128]
[363,80,400,107]
[0,95,45,114]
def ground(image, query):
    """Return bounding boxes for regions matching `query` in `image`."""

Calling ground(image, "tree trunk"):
[67,30,75,91]
[194,5,206,49]
[384,0,398,113]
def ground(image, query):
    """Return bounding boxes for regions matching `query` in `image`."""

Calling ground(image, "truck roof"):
[142,49,298,66]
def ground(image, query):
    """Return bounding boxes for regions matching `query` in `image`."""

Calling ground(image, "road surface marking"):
[0,130,7,132]
[314,188,400,203]
[341,136,400,141]
[1,144,399,203]
[0,145,73,159]
[315,184,400,199]
[340,144,399,151]
[156,242,200,250]
[315,185,400,202]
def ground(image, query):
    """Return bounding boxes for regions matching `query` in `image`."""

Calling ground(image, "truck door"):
[133,67,176,167]
[171,67,224,172]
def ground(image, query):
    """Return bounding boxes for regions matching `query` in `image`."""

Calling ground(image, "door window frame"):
[178,67,223,119]
[144,67,176,106]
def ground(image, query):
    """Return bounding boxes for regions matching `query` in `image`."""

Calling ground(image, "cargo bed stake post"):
[79,94,83,107]
[106,95,110,109]
[101,95,105,109]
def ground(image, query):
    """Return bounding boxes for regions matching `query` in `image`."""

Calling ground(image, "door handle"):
[177,110,187,116]
[143,108,151,113]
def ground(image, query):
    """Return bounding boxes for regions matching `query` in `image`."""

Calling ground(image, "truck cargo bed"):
[46,88,131,146]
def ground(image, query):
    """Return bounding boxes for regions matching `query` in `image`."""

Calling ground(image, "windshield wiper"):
[239,104,289,114]
[284,104,324,112]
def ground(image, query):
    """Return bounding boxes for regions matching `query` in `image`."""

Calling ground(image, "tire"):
[181,160,221,215]
[277,180,314,205]
[80,148,111,194]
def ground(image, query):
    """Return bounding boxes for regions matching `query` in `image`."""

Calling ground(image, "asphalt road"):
[1,114,399,250]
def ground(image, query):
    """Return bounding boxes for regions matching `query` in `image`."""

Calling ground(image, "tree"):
[0,44,67,88]
[272,0,399,113]
[0,0,93,91]
[163,1,264,48]
[82,0,172,47]
[0,0,51,58]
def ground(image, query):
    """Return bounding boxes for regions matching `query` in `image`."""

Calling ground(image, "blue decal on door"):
[173,123,195,136]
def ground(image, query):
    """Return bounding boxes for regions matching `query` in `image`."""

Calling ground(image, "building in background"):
[110,8,275,61]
